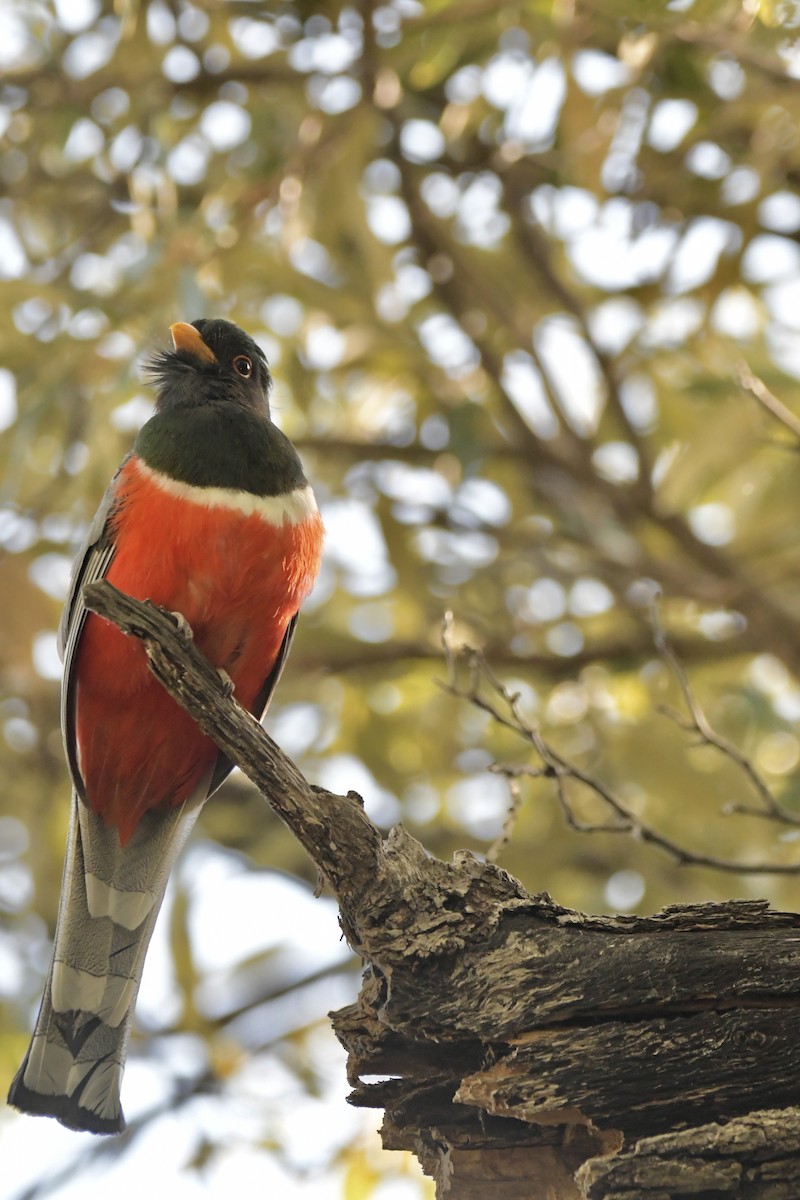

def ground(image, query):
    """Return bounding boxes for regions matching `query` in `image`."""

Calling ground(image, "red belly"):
[74,457,322,843]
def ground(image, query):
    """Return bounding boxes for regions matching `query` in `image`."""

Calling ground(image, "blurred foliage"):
[4,0,800,1191]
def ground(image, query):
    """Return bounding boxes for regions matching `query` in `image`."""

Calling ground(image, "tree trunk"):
[333,883,800,1198]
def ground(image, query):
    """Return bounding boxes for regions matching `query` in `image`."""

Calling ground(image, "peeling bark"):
[84,582,800,1199]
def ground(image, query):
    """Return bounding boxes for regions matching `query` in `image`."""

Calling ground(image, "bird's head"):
[148,318,272,415]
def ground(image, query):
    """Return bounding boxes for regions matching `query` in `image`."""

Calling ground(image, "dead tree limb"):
[82,580,800,1199]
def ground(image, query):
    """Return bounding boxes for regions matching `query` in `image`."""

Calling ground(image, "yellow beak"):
[169,322,217,365]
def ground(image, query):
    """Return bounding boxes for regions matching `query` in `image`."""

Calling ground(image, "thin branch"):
[293,627,756,681]
[294,435,519,461]
[485,770,524,864]
[737,360,800,443]
[208,957,358,1032]
[650,598,800,827]
[441,628,800,875]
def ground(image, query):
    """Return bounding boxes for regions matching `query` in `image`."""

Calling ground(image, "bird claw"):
[170,610,194,640]
[217,668,235,697]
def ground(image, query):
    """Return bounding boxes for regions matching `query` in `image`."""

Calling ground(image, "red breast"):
[75,455,324,843]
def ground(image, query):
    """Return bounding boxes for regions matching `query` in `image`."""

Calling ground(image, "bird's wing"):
[59,469,124,799]
[206,611,299,796]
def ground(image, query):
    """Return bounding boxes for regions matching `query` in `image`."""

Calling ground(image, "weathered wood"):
[83,581,800,1199]
[376,910,800,1040]
[577,1109,800,1199]
[458,1009,800,1138]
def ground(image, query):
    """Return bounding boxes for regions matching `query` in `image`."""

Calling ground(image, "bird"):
[7,318,324,1135]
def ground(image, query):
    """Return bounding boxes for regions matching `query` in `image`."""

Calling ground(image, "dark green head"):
[136,318,306,497]
[147,318,272,415]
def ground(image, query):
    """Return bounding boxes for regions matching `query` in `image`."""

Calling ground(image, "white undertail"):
[8,789,204,1133]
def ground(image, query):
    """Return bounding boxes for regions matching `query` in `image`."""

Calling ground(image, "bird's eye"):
[232,355,253,378]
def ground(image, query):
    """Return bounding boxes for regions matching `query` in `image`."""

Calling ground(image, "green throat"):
[134,403,307,498]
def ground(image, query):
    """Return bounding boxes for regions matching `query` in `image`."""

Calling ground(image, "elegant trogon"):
[7,318,324,1135]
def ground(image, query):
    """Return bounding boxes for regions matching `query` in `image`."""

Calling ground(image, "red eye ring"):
[233,355,253,378]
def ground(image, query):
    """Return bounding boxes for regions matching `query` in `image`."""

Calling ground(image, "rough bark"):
[577,1110,800,1199]
[83,581,800,1199]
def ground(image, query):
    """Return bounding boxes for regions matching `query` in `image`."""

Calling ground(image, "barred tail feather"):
[8,790,202,1134]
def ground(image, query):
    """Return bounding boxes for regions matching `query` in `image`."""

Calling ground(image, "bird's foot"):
[217,668,235,697]
[170,610,194,640]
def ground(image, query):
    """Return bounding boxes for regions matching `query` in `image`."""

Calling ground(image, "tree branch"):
[80,581,533,966]
[80,583,800,1196]
[737,360,800,443]
[650,597,799,827]
[82,580,383,913]
[440,625,800,875]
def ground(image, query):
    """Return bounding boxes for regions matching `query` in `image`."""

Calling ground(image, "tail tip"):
[7,1076,126,1136]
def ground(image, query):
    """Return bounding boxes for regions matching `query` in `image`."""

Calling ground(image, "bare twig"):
[650,597,800,827]
[442,631,800,874]
[485,771,524,864]
[737,360,800,443]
